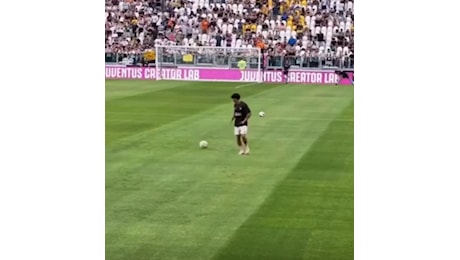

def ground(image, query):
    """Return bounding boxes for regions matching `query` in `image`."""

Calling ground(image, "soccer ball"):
[258,111,265,117]
[199,140,208,148]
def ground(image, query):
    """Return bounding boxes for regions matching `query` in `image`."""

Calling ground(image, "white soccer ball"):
[199,140,208,148]
[258,111,265,117]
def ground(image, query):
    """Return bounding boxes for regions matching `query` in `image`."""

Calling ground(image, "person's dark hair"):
[231,93,241,100]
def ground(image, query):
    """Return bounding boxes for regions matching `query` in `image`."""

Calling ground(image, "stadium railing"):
[105,52,354,70]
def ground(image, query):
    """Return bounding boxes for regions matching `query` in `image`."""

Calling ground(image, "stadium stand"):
[105,0,354,68]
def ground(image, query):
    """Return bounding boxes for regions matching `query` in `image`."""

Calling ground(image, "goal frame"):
[154,45,263,83]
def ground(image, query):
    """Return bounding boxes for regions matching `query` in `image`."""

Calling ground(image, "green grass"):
[106,80,354,260]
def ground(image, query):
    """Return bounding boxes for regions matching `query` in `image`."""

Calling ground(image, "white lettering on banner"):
[184,69,199,80]
[144,68,156,79]
[324,73,337,84]
[161,69,179,79]
[288,72,323,83]
[263,71,282,82]
[240,71,259,81]
[106,67,143,79]
[159,69,199,80]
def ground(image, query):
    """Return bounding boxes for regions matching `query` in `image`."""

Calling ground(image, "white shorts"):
[234,125,248,136]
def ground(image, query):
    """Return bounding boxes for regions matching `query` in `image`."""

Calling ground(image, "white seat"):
[339,21,345,31]
[302,40,308,48]
[236,39,242,47]
[336,46,343,57]
[329,0,336,9]
[346,21,352,30]
[315,26,321,35]
[227,24,233,34]
[321,26,327,35]
[238,4,243,13]
[201,34,208,44]
[347,1,353,11]
[319,46,325,54]
[256,25,262,33]
[262,30,268,38]
[333,26,339,34]
[280,30,286,39]
[327,26,333,37]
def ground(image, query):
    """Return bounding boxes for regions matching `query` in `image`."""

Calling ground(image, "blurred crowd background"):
[105,0,354,69]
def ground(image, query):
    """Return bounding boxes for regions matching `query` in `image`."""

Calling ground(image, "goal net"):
[155,45,262,83]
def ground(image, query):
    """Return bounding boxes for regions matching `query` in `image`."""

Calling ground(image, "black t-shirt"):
[283,62,291,73]
[234,101,251,126]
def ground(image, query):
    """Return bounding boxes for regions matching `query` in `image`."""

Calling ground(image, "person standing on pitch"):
[283,57,291,84]
[231,93,251,155]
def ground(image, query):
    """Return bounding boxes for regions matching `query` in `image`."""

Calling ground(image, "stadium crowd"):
[105,0,354,67]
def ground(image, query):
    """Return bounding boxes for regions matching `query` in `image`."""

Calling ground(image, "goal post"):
[155,45,263,83]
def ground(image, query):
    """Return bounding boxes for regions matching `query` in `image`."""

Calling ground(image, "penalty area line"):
[235,82,259,89]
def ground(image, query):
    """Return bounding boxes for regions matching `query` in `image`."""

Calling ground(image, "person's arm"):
[241,104,252,124]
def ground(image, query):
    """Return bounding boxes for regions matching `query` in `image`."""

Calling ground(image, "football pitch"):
[106,80,354,260]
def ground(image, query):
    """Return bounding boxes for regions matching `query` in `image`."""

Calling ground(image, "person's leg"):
[240,126,249,154]
[235,127,244,154]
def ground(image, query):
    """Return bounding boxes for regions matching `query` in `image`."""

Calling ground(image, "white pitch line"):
[105,112,353,122]
[235,82,259,89]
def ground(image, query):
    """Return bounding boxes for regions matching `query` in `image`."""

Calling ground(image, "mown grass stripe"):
[212,101,354,260]
[105,82,354,260]
[106,81,281,145]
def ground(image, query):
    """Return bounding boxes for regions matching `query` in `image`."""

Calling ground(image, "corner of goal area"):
[235,82,262,89]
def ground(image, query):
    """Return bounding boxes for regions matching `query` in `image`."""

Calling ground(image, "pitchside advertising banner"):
[105,66,354,85]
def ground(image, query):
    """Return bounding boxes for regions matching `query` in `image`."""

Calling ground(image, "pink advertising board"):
[105,66,353,85]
